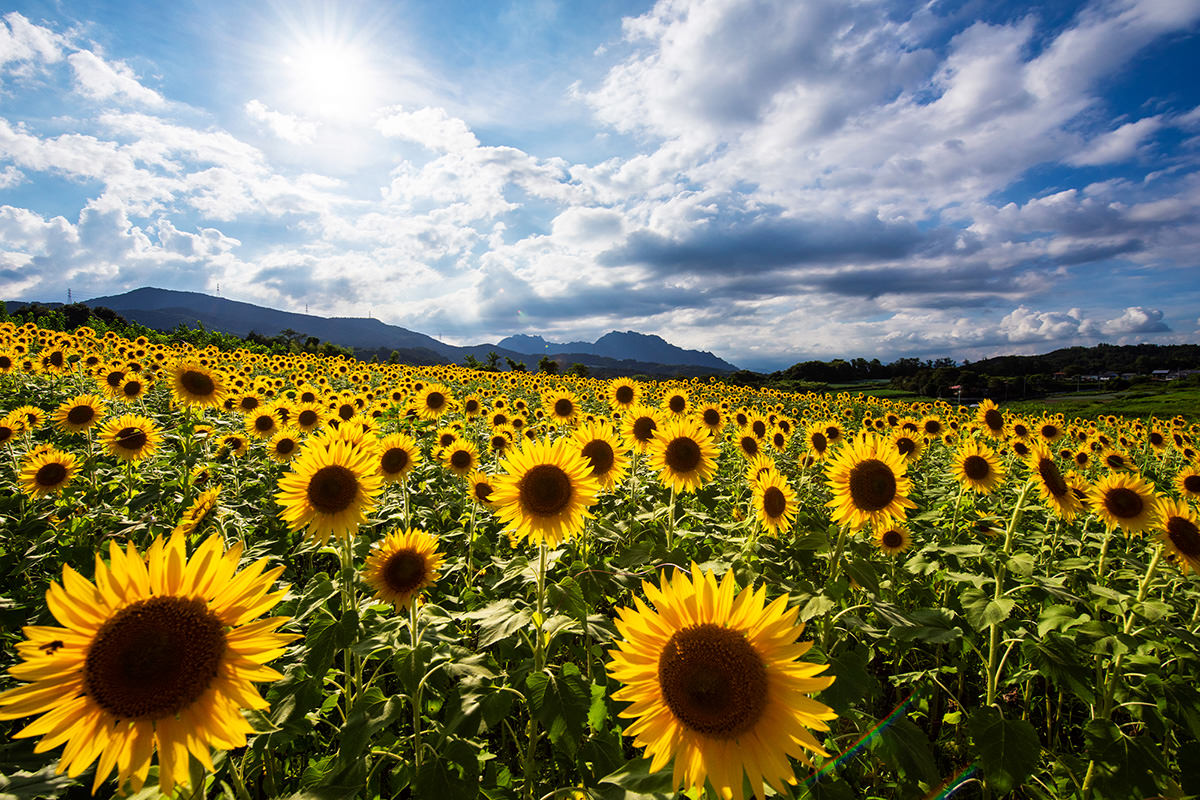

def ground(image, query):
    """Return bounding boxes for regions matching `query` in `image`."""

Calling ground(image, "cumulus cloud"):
[1068,117,1163,166]
[376,106,479,153]
[244,100,318,145]
[0,12,64,76]
[68,50,164,106]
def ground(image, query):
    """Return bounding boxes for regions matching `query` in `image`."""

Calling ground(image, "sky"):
[0,0,1198,371]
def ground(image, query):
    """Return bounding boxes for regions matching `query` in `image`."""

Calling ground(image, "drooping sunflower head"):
[735,428,761,461]
[170,361,227,408]
[976,399,1005,438]
[1100,448,1133,472]
[18,448,78,497]
[52,394,106,433]
[491,437,601,547]
[467,471,496,508]
[0,533,293,795]
[952,439,1005,495]
[99,413,162,462]
[1027,442,1081,521]
[647,417,719,494]
[276,438,383,543]
[825,432,916,531]
[363,528,444,608]
[874,525,913,556]
[752,469,798,535]
[172,486,222,537]
[607,566,836,800]
[572,419,630,489]
[1157,497,1200,575]
[1089,472,1159,534]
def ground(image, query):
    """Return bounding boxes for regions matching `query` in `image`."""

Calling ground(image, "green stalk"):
[986,477,1033,707]
[665,487,677,552]
[409,595,423,772]
[523,543,549,800]
[338,533,360,715]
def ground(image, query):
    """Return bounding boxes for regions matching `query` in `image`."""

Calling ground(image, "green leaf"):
[597,756,677,799]
[547,576,587,620]
[1037,604,1088,638]
[845,557,880,596]
[1025,634,1095,704]
[1083,720,1167,799]
[465,599,535,648]
[818,647,879,716]
[968,707,1041,794]
[0,763,78,800]
[1005,552,1035,578]
[588,681,609,731]
[961,589,1015,631]
[891,607,963,644]
[870,716,939,786]
[800,592,837,622]
[304,615,339,680]
[291,572,336,621]
[526,663,590,756]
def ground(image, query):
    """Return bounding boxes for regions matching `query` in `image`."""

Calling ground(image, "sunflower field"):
[1,320,1199,800]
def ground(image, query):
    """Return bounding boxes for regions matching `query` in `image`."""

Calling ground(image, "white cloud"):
[0,165,23,188]
[0,12,64,75]
[376,106,479,153]
[67,50,164,107]
[1068,117,1163,166]
[244,100,318,145]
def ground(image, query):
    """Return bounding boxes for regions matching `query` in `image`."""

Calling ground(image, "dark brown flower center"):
[751,420,767,438]
[740,436,759,457]
[35,461,68,487]
[923,420,941,435]
[984,409,1003,431]
[632,416,656,442]
[896,437,914,456]
[338,403,355,421]
[122,381,142,397]
[762,486,786,519]
[254,415,275,432]
[1103,487,1144,520]
[703,409,721,427]
[425,391,446,411]
[554,398,574,418]
[180,370,215,397]
[518,464,573,516]
[962,455,991,481]
[1105,454,1126,469]
[848,459,897,511]
[1184,474,1200,494]
[473,481,493,502]
[381,447,410,475]
[66,405,95,425]
[1167,516,1200,557]
[105,370,125,388]
[665,436,703,473]
[383,550,428,596]
[582,439,615,477]
[276,438,297,455]
[239,396,259,412]
[881,529,904,549]
[1041,425,1059,440]
[298,409,320,427]
[114,427,147,452]
[658,623,767,739]
[615,385,634,405]
[825,426,841,441]
[439,433,456,448]
[450,449,472,470]
[465,399,480,414]
[811,432,828,453]
[1037,458,1068,497]
[84,596,226,721]
[668,395,686,414]
[307,465,359,514]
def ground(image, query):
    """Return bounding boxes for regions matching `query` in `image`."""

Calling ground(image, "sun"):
[282,36,379,118]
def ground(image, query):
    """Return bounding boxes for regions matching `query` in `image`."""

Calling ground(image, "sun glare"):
[282,36,378,119]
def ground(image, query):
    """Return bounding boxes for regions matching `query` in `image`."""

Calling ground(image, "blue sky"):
[0,0,1198,370]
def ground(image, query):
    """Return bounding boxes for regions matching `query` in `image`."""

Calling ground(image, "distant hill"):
[76,287,736,377]
[497,331,736,372]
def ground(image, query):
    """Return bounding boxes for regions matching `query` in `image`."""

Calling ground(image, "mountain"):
[496,331,736,372]
[76,287,736,376]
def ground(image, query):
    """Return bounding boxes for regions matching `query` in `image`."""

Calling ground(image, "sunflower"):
[622,406,662,454]
[1177,465,1200,500]
[363,528,444,609]
[0,419,17,447]
[544,390,580,425]
[10,404,45,431]
[119,376,149,402]
[0,533,293,794]
[1089,472,1159,534]
[220,434,249,459]
[744,453,777,489]
[292,401,325,434]
[99,414,162,462]
[804,422,833,461]
[697,403,724,434]
[244,410,280,440]
[467,471,497,508]
[607,566,836,800]
[609,378,640,410]
[491,437,600,547]
[734,428,761,461]
[172,486,221,537]
[1157,498,1200,575]
[572,420,630,490]
[267,428,303,463]
[873,525,913,556]
[413,383,453,421]
[1028,443,1082,521]
[276,438,383,543]
[648,417,719,494]
[1100,449,1133,472]
[169,362,226,408]
[752,470,798,535]
[52,395,106,434]
[434,425,459,451]
[461,394,483,418]
[891,429,925,464]
[661,388,690,417]
[952,439,1005,495]
[441,439,480,477]
[976,399,1005,438]
[1037,419,1065,445]
[18,448,78,497]
[825,433,916,531]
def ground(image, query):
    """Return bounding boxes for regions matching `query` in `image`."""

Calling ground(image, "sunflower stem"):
[338,533,360,714]
[985,477,1033,708]
[666,487,676,553]
[949,482,965,533]
[523,542,549,800]
[410,595,423,773]
[1082,543,1164,799]
[465,500,478,590]
[1095,526,1115,584]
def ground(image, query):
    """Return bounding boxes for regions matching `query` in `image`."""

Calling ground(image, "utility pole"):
[67,289,72,303]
